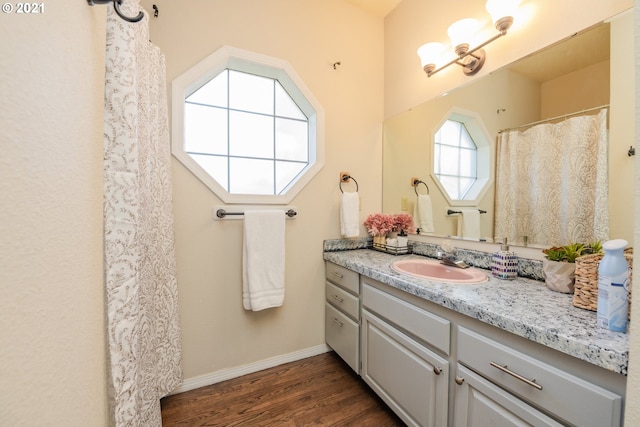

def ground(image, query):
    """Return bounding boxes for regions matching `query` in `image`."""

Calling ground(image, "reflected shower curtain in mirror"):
[494,109,609,247]
[103,2,182,425]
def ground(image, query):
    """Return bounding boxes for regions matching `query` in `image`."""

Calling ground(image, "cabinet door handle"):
[332,271,344,279]
[331,317,344,328]
[455,376,465,385]
[331,294,344,303]
[490,361,543,390]
[433,366,442,375]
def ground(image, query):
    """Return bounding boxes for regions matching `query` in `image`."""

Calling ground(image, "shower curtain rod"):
[87,0,144,23]
[498,104,609,134]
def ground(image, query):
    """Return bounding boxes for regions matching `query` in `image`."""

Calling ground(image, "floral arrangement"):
[392,213,415,236]
[364,213,394,237]
[364,213,415,237]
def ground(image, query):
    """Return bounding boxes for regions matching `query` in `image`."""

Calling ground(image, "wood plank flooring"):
[161,351,404,426]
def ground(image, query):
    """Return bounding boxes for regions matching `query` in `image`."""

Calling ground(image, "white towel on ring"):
[243,210,285,311]
[340,192,360,238]
[414,194,434,233]
[456,209,481,239]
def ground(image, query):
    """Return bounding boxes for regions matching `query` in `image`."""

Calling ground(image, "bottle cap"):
[603,239,628,251]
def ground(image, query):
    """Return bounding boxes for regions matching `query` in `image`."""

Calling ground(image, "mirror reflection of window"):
[434,120,478,200]
[430,109,490,205]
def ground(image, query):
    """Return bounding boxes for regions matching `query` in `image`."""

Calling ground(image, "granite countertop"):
[323,248,629,376]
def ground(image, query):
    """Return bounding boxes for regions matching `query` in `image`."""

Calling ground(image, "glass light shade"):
[447,18,480,51]
[485,0,520,25]
[417,42,444,68]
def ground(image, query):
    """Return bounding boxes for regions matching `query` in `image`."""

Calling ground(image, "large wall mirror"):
[383,15,634,248]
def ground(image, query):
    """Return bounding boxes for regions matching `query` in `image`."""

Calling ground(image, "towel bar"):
[411,177,429,195]
[215,208,297,219]
[339,172,359,193]
[447,209,487,215]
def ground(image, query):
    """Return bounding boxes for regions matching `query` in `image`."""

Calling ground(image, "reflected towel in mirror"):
[414,194,434,233]
[456,209,481,239]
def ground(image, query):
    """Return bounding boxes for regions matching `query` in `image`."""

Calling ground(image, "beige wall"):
[140,0,384,382]
[0,1,108,425]
[625,3,640,425]
[609,11,636,254]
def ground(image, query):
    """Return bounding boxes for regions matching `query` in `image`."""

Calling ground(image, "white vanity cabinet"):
[454,327,623,427]
[360,279,450,427]
[325,261,360,372]
[323,254,626,427]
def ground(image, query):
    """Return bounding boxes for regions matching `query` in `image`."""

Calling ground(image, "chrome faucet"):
[440,257,470,269]
[438,240,470,269]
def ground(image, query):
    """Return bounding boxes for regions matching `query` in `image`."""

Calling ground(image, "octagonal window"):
[431,108,492,205]
[172,46,324,204]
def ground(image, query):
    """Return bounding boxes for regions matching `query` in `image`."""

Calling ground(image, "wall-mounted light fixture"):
[417,0,520,78]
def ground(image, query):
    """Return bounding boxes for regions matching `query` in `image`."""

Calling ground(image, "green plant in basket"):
[542,241,603,263]
[541,241,603,294]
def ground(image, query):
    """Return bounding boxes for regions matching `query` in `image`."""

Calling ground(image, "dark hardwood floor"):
[161,351,405,426]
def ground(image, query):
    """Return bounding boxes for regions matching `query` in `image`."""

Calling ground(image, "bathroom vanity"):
[324,248,627,427]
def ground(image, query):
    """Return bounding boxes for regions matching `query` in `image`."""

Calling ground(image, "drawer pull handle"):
[331,317,344,328]
[331,294,344,303]
[490,361,543,390]
[332,271,344,279]
[433,366,442,375]
[455,376,465,385]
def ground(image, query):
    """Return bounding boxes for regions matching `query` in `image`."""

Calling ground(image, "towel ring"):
[339,174,359,193]
[412,179,429,196]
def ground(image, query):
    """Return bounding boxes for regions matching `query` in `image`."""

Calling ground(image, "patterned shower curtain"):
[494,109,609,247]
[103,2,182,425]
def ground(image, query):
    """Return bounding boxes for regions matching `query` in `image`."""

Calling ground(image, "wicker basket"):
[573,248,633,315]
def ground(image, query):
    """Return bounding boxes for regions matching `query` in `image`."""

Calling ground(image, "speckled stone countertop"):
[323,248,629,376]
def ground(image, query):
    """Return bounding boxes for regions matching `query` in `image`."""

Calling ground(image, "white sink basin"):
[391,258,488,284]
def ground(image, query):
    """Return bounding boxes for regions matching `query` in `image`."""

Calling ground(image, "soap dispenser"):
[492,238,518,280]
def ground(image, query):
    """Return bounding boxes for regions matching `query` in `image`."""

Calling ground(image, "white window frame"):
[171,45,325,204]
[430,107,492,206]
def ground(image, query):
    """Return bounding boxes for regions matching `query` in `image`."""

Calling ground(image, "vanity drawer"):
[457,327,622,427]
[325,261,359,295]
[362,282,450,355]
[325,302,359,373]
[326,281,359,321]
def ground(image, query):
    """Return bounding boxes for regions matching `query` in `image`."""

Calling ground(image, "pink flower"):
[392,213,415,235]
[364,213,394,237]
[364,213,415,236]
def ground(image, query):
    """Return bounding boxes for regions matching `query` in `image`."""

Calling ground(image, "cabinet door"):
[361,309,448,427]
[453,365,563,427]
[325,303,359,373]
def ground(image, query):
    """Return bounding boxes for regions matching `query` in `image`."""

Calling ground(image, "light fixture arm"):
[426,30,505,77]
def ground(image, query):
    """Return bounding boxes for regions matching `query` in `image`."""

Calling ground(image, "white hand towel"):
[340,192,360,238]
[243,210,285,311]
[414,194,434,233]
[456,209,481,239]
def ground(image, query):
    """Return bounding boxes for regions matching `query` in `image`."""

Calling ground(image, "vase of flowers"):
[364,213,394,247]
[364,213,415,250]
[391,213,415,247]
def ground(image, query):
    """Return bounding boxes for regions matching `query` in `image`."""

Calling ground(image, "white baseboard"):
[169,344,332,395]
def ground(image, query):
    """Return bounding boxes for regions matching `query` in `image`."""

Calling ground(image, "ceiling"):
[344,0,402,17]
[507,23,610,82]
